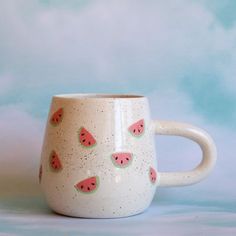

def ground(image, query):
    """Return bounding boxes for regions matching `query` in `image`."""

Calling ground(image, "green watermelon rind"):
[77,127,97,149]
[110,153,133,168]
[74,176,100,194]
[128,120,145,138]
[128,129,145,138]
[49,150,63,172]
[50,107,64,127]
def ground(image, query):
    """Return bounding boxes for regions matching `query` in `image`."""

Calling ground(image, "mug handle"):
[152,120,217,187]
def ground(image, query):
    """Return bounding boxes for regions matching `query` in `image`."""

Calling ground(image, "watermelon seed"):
[115,157,118,160]
[81,133,85,136]
[133,129,136,133]
[82,139,86,142]
[141,124,143,127]
[59,114,61,117]
[91,183,95,185]
[81,185,84,189]
[138,129,141,132]
[56,118,58,122]
[126,158,129,160]
[121,160,123,164]
[87,187,90,191]
[88,141,91,145]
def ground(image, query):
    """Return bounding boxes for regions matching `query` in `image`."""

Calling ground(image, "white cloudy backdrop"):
[0,0,235,202]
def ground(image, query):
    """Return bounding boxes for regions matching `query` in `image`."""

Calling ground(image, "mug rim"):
[53,93,145,99]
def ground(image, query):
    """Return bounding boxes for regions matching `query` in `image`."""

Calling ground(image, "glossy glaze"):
[40,94,157,218]
[40,94,217,218]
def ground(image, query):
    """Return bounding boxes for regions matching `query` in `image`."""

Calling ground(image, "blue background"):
[0,0,235,235]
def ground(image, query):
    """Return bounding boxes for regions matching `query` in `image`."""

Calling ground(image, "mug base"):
[50,206,148,219]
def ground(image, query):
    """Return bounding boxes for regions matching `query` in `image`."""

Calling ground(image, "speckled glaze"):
[40,94,217,218]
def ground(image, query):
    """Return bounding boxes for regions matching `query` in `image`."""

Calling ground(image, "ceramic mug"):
[40,94,217,218]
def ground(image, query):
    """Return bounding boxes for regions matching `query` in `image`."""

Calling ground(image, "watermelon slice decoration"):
[50,108,63,126]
[39,164,42,183]
[128,119,145,137]
[111,152,133,168]
[78,127,96,148]
[74,176,99,194]
[49,150,63,172]
[149,167,157,184]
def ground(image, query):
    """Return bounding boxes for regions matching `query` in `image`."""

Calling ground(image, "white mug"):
[40,94,217,218]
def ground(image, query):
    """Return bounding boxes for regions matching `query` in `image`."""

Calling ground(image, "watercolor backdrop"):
[0,0,236,235]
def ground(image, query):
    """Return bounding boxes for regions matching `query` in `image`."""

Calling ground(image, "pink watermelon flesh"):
[75,176,98,193]
[39,164,42,183]
[128,119,145,137]
[79,127,96,147]
[50,108,63,126]
[50,151,63,171]
[111,152,132,168]
[149,167,157,184]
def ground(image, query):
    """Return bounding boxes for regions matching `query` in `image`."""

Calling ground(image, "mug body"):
[40,94,158,218]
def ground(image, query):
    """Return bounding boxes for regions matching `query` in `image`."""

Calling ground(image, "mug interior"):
[53,94,144,99]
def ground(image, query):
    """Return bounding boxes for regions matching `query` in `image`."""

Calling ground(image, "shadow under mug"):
[39,94,217,218]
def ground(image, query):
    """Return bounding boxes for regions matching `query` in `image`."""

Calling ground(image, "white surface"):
[0,194,236,236]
